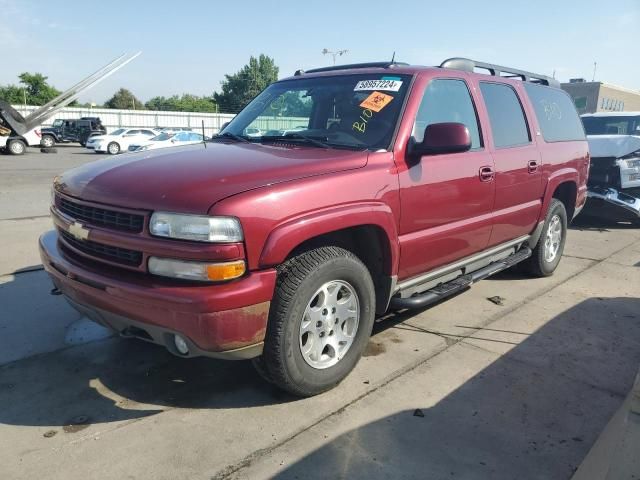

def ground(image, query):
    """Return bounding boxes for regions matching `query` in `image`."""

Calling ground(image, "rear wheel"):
[525,199,568,277]
[8,139,26,155]
[107,142,120,155]
[258,246,375,397]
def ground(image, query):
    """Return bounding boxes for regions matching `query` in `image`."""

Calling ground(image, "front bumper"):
[39,230,276,359]
[585,187,640,222]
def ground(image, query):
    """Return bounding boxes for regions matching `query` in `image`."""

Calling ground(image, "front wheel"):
[41,135,55,148]
[8,139,26,155]
[257,246,376,397]
[525,199,568,277]
[107,142,120,155]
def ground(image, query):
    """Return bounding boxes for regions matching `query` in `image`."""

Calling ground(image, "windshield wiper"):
[261,133,330,149]
[213,132,251,143]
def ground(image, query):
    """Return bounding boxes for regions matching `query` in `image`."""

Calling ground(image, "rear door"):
[397,75,495,280]
[477,81,543,246]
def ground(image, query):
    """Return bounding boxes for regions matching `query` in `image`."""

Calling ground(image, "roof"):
[581,111,640,117]
[284,58,559,88]
[281,64,433,82]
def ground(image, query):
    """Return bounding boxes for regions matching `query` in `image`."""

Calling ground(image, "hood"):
[88,135,108,142]
[56,142,368,214]
[587,135,640,158]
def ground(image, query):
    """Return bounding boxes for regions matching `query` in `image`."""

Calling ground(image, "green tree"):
[145,94,217,112]
[214,54,279,113]
[104,88,145,110]
[0,84,24,104]
[18,73,61,105]
[0,72,61,105]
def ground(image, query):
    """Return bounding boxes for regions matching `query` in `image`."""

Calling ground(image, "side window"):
[127,130,140,135]
[413,79,482,149]
[142,130,155,136]
[523,83,585,142]
[479,82,530,148]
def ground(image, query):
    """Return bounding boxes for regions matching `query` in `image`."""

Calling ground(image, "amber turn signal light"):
[205,260,246,281]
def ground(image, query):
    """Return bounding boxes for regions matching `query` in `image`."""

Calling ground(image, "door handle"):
[528,160,539,173]
[479,166,494,182]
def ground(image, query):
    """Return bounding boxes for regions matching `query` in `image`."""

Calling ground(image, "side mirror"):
[408,122,471,157]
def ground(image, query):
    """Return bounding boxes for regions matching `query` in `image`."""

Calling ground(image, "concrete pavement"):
[1,222,639,479]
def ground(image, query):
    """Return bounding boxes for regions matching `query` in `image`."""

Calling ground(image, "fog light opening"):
[174,334,189,355]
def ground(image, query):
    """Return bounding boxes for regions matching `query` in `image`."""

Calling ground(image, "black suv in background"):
[41,117,106,147]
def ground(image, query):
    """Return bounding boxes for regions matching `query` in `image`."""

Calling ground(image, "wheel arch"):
[552,181,578,221]
[259,203,399,314]
[542,169,579,222]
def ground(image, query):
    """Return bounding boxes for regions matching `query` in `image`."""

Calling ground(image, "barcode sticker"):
[354,79,403,92]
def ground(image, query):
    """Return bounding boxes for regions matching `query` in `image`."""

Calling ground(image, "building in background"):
[561,79,640,114]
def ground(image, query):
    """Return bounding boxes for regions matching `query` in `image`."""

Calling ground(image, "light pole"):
[322,48,348,65]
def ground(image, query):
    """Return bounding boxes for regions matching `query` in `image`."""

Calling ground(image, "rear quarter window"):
[524,83,585,142]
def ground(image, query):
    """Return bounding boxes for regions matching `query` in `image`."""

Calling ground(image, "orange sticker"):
[359,91,394,112]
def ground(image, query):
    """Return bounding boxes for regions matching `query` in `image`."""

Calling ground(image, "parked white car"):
[128,131,207,152]
[86,128,159,154]
[0,128,42,155]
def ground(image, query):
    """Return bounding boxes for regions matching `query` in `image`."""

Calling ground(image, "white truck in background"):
[0,52,140,155]
[581,112,640,223]
[0,126,42,155]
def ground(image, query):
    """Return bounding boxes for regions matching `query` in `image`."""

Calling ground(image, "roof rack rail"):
[295,61,409,76]
[440,57,560,88]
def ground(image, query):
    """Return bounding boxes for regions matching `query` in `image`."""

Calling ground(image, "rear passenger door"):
[478,82,543,246]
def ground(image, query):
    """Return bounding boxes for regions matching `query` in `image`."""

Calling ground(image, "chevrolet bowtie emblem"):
[68,221,90,241]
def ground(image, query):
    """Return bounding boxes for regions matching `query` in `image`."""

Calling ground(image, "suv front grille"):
[59,229,143,266]
[58,196,144,233]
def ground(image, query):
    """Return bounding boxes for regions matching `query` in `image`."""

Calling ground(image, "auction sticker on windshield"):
[360,91,394,112]
[354,79,403,92]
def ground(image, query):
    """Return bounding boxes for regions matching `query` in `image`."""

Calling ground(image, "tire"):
[41,135,55,148]
[107,142,120,155]
[251,356,274,385]
[258,246,376,397]
[8,139,26,155]
[525,199,568,277]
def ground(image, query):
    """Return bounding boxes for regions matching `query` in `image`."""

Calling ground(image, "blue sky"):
[0,0,638,103]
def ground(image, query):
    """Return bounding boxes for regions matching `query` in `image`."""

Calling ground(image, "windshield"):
[222,73,412,150]
[110,128,126,136]
[52,119,63,127]
[582,116,640,136]
[151,132,174,141]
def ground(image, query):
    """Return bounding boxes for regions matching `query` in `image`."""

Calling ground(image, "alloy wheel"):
[299,280,360,369]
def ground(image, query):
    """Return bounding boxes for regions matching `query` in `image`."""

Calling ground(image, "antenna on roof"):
[391,51,396,63]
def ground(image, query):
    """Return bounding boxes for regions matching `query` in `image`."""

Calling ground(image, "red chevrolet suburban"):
[40,58,589,396]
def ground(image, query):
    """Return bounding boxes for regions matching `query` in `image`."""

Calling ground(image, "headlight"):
[622,157,640,169]
[149,212,243,242]
[148,257,246,282]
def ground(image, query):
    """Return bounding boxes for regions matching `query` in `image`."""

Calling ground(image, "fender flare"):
[259,202,399,275]
[42,132,59,142]
[540,168,579,221]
